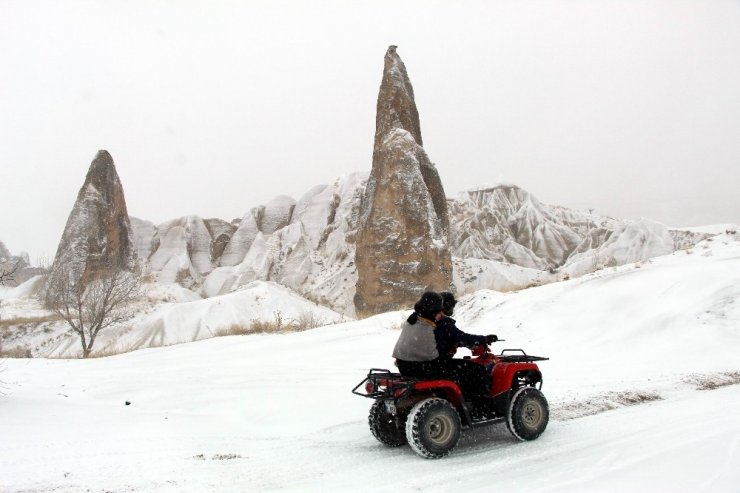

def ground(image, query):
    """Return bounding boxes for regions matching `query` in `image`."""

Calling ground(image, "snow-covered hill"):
[1,232,738,492]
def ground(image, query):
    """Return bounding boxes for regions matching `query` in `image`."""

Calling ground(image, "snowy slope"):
[0,281,344,358]
[1,232,739,492]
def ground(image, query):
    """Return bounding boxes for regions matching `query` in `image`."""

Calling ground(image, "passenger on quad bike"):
[392,291,497,396]
[392,291,445,379]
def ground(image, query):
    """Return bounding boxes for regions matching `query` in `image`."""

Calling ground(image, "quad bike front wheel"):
[405,397,462,459]
[507,386,549,441]
[368,400,407,447]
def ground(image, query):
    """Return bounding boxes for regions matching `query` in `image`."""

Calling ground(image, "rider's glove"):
[486,334,498,344]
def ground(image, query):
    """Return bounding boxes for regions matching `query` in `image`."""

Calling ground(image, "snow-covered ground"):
[1,233,739,492]
[0,281,345,358]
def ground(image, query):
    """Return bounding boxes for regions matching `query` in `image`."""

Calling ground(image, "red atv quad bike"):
[352,342,549,458]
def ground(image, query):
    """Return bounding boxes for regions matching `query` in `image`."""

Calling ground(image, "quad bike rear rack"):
[496,349,549,363]
[352,368,416,399]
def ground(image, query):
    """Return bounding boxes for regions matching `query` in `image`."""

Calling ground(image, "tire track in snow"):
[550,370,740,420]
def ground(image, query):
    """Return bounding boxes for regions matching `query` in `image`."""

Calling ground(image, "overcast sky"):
[2,0,739,263]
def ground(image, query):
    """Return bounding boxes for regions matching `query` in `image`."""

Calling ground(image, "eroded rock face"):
[354,46,452,316]
[201,173,366,314]
[449,185,618,270]
[46,150,136,294]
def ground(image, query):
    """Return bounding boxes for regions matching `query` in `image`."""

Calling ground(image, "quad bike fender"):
[491,362,542,397]
[412,380,465,408]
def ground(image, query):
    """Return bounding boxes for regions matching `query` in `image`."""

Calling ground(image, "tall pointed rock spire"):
[354,46,452,316]
[45,150,137,296]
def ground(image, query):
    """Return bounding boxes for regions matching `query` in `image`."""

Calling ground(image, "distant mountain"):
[447,185,704,293]
[449,185,620,270]
[131,176,707,315]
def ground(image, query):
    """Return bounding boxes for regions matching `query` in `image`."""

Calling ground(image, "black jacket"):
[434,316,487,359]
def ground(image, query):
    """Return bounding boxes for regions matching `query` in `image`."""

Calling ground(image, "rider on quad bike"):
[392,291,497,395]
[434,292,499,394]
[353,292,549,459]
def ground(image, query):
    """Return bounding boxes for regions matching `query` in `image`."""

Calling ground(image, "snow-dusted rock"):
[449,185,618,270]
[355,46,452,316]
[130,217,157,262]
[204,218,236,260]
[148,223,197,286]
[199,173,366,315]
[135,175,711,315]
[120,170,713,315]
[45,150,136,296]
[146,216,217,286]
[259,195,295,235]
[562,219,675,278]
[219,211,260,266]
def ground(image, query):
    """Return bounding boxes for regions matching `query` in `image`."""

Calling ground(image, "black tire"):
[405,397,461,459]
[507,387,549,441]
[368,400,407,447]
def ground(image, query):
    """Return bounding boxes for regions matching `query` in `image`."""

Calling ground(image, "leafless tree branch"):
[46,265,142,358]
[0,261,20,286]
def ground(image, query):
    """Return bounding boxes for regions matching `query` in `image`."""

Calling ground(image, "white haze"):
[1,0,739,262]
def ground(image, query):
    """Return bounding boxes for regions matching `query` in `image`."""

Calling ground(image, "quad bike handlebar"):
[470,341,503,357]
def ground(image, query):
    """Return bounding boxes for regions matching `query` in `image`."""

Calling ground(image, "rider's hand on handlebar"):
[486,334,498,344]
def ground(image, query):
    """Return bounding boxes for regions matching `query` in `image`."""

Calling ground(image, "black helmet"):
[413,291,444,321]
[440,291,456,316]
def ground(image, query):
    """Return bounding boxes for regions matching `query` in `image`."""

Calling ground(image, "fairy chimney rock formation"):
[354,46,452,316]
[46,150,137,294]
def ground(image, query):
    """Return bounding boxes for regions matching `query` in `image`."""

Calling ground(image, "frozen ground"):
[1,233,739,492]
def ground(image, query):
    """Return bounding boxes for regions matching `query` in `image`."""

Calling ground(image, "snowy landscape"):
[2,2,740,492]
[2,230,739,492]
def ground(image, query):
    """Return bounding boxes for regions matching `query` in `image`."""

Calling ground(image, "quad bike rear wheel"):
[507,386,549,441]
[368,400,407,447]
[405,397,462,459]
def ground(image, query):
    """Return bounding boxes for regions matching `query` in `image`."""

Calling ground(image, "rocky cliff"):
[130,177,709,316]
[449,185,622,270]
[354,46,452,316]
[201,173,364,312]
[135,173,365,313]
[45,150,136,295]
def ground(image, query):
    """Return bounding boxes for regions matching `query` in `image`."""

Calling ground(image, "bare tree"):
[1,262,20,384]
[0,261,19,285]
[46,266,142,358]
[0,261,20,328]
